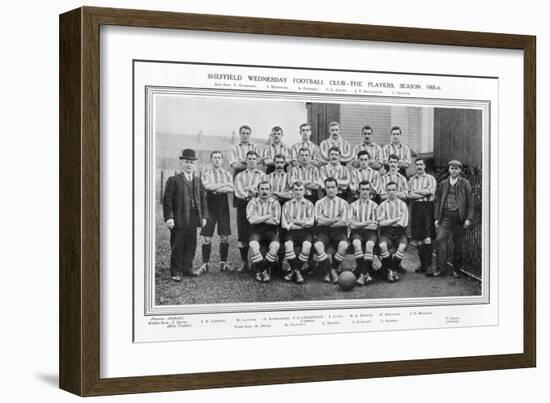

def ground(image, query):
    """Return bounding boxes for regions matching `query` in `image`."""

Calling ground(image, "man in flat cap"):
[432,160,474,277]
[163,149,209,281]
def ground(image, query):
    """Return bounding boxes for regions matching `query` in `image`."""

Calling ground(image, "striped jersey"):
[201,167,233,191]
[281,198,315,230]
[289,164,319,196]
[314,196,349,223]
[246,196,281,225]
[408,173,437,202]
[350,167,381,194]
[290,140,321,164]
[382,142,412,165]
[318,163,350,190]
[234,169,267,200]
[349,198,378,224]
[377,198,409,228]
[266,170,291,194]
[352,142,384,165]
[319,136,353,164]
[262,142,291,163]
[380,171,409,198]
[229,143,262,166]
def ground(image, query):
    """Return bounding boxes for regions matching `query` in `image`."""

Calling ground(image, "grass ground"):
[155,204,481,305]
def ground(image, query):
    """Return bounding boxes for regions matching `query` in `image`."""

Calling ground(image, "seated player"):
[247,181,281,283]
[280,182,315,284]
[318,146,351,200]
[350,150,381,201]
[349,180,379,285]
[314,177,350,283]
[377,181,409,282]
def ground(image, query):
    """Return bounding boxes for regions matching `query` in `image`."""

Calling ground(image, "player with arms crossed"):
[280,182,315,284]
[247,181,281,283]
[380,154,409,201]
[377,181,409,283]
[319,122,353,165]
[318,146,351,200]
[262,126,291,174]
[289,147,320,204]
[314,178,350,283]
[199,151,234,273]
[266,154,292,205]
[351,125,384,171]
[290,123,321,167]
[230,125,261,177]
[349,180,378,285]
[350,150,382,201]
[234,151,266,272]
[382,126,412,177]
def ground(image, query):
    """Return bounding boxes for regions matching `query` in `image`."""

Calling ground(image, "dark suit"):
[163,173,209,276]
[433,176,474,272]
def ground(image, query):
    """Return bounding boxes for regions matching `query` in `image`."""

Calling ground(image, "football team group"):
[162,122,474,287]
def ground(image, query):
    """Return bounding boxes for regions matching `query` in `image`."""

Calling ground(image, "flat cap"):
[448,160,463,168]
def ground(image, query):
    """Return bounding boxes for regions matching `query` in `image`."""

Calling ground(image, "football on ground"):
[338,271,356,292]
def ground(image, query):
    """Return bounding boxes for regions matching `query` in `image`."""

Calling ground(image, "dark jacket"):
[163,173,209,228]
[434,176,474,223]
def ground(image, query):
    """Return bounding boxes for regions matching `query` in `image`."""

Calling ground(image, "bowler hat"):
[448,160,463,169]
[179,148,198,161]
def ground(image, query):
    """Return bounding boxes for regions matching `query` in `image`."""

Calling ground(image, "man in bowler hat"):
[163,148,209,281]
[433,160,474,277]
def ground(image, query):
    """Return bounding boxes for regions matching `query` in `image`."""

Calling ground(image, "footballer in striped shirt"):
[319,122,353,165]
[246,181,281,283]
[349,180,379,285]
[408,158,437,274]
[380,154,409,200]
[266,154,292,204]
[350,150,382,199]
[351,125,384,171]
[289,147,320,203]
[233,150,267,271]
[318,146,351,200]
[262,126,291,174]
[377,181,409,283]
[229,125,262,176]
[382,126,412,177]
[290,123,321,167]
[199,151,234,273]
[314,177,350,284]
[280,182,315,284]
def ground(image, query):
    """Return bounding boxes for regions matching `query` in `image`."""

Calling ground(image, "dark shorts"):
[249,223,279,244]
[235,199,251,243]
[282,228,314,244]
[411,201,435,241]
[350,229,378,244]
[315,227,348,248]
[200,193,231,237]
[379,227,408,249]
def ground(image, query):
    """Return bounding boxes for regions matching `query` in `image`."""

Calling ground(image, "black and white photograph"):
[132,60,494,342]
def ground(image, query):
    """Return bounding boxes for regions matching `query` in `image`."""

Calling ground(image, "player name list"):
[142,307,467,341]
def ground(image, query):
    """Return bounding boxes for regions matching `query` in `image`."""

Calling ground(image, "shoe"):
[387,270,399,283]
[414,266,426,273]
[295,270,304,284]
[220,262,233,272]
[255,272,263,282]
[192,265,207,277]
[356,273,365,286]
[236,262,249,272]
[284,271,294,282]
[364,273,373,284]
[171,274,182,282]
[430,270,442,277]
[199,263,209,273]
[330,269,339,284]
[262,271,271,283]
[323,274,332,283]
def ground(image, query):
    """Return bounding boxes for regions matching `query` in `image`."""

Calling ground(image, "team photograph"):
[154,95,483,305]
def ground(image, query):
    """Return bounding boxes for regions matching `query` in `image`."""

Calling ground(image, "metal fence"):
[432,166,483,281]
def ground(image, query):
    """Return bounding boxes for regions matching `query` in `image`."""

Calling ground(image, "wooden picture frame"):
[59,6,536,396]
